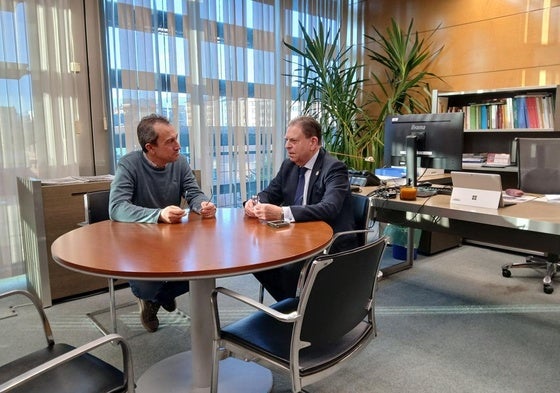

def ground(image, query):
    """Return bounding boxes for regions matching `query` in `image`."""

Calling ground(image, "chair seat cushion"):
[221,298,374,375]
[0,343,126,393]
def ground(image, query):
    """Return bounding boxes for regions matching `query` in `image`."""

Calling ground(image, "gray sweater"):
[109,150,207,223]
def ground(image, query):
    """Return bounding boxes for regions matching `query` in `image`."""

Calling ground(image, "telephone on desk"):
[348,170,381,187]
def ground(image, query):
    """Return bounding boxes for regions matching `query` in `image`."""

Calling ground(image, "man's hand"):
[244,199,258,218]
[253,203,283,221]
[200,201,217,218]
[159,205,187,223]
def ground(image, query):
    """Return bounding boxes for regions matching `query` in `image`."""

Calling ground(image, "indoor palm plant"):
[284,21,379,171]
[364,18,444,162]
[284,18,443,170]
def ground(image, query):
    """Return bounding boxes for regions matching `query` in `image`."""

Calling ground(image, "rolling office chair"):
[211,233,387,393]
[0,290,134,393]
[84,190,135,334]
[501,138,560,294]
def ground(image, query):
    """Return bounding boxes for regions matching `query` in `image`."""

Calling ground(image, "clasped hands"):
[244,199,283,221]
[160,201,217,223]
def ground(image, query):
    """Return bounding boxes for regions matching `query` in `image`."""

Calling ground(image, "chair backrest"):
[352,193,370,230]
[351,193,371,246]
[84,190,110,224]
[517,138,560,194]
[296,234,386,345]
[192,169,201,187]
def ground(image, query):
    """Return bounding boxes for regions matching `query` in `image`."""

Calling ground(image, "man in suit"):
[244,115,358,301]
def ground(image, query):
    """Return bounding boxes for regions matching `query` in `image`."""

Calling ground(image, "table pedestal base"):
[136,351,273,393]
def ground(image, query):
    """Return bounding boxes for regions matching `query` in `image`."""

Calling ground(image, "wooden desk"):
[369,194,560,275]
[362,178,462,255]
[51,208,332,393]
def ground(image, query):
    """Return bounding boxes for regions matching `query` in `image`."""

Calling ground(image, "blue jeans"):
[129,280,189,305]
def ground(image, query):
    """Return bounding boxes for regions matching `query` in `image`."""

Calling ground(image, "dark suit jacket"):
[258,148,356,238]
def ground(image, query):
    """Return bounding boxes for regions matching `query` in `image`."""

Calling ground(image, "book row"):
[446,93,555,130]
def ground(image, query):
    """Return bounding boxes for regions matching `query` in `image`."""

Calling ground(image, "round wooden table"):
[51,208,333,393]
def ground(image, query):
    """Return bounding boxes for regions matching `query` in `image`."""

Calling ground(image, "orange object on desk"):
[400,186,417,200]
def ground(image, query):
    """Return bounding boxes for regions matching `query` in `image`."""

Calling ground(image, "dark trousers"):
[254,233,359,302]
[253,260,306,302]
[129,280,189,305]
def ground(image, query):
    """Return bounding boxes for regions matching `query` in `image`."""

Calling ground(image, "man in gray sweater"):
[109,113,216,332]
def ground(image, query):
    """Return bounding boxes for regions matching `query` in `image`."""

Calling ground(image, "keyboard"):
[417,186,453,197]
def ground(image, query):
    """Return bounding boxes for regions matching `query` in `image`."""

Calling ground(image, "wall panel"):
[364,0,560,92]
[365,0,560,32]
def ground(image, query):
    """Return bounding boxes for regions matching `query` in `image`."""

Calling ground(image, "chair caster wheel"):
[502,269,511,278]
[544,285,554,294]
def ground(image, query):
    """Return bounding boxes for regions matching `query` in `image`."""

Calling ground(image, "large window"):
[0,0,359,282]
[102,0,357,207]
[1,0,87,281]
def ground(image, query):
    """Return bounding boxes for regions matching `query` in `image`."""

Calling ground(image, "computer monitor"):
[383,112,464,187]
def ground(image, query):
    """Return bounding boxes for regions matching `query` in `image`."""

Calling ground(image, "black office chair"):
[0,290,134,393]
[84,190,135,334]
[257,193,373,302]
[501,138,560,294]
[211,232,387,393]
[351,193,371,243]
[84,190,112,224]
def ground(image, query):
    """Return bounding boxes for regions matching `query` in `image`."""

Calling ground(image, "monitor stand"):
[406,134,418,187]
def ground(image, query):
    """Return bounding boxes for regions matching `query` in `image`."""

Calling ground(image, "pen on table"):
[201,189,215,212]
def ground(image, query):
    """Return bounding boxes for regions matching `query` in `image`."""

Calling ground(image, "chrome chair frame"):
[83,190,135,334]
[0,290,134,393]
[211,232,387,393]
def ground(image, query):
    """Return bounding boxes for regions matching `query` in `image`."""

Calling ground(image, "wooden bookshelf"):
[460,94,554,130]
[432,85,559,132]
[431,86,560,186]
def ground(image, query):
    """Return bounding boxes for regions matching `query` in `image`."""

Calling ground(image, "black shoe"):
[138,299,160,332]
[161,299,177,312]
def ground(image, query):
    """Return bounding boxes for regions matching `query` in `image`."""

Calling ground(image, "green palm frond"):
[283,18,443,170]
[284,21,379,170]
[362,18,444,163]
[365,18,444,117]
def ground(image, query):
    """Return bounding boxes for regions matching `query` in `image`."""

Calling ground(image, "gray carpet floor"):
[2,243,560,392]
